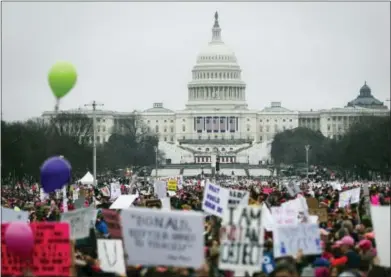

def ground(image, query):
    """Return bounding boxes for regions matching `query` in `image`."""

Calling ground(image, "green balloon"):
[48,61,77,99]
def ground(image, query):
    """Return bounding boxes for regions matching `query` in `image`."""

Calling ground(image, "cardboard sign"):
[97,239,126,275]
[219,206,264,274]
[167,180,177,191]
[60,207,96,240]
[1,222,71,277]
[308,208,328,222]
[101,209,122,239]
[306,197,319,209]
[121,207,204,268]
[145,199,162,209]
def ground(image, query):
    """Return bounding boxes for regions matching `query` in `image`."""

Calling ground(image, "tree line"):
[271,115,391,180]
[1,113,161,181]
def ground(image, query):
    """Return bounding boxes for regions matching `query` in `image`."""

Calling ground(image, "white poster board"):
[202,182,229,218]
[273,223,322,258]
[60,207,97,239]
[154,180,167,199]
[370,206,390,267]
[228,189,249,208]
[121,207,204,268]
[338,188,361,208]
[219,206,264,274]
[97,239,126,275]
[1,207,29,223]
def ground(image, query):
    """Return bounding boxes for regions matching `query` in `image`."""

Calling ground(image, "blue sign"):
[262,252,275,274]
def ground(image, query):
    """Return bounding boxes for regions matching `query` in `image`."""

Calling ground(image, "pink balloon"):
[5,222,34,259]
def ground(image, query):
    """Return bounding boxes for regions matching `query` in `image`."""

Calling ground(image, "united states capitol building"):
[42,12,389,175]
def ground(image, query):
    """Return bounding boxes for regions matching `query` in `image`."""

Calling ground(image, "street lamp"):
[305,145,311,179]
[85,101,104,187]
[154,146,158,180]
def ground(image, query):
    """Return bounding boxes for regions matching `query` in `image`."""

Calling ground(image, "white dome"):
[186,12,247,111]
[196,42,238,64]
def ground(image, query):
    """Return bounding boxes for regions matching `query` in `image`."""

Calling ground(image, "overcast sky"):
[2,2,390,121]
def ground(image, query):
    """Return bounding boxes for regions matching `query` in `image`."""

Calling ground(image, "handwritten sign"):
[121,207,204,268]
[167,180,177,191]
[154,180,167,199]
[271,205,298,226]
[110,183,121,201]
[60,207,96,240]
[97,239,126,275]
[338,188,361,208]
[228,190,249,208]
[308,208,328,222]
[285,182,301,197]
[1,222,71,277]
[202,183,229,218]
[101,209,122,239]
[370,206,390,267]
[219,206,264,274]
[1,207,29,223]
[273,223,321,258]
[145,199,162,209]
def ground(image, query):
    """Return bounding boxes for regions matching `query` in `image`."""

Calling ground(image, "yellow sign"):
[167,180,177,191]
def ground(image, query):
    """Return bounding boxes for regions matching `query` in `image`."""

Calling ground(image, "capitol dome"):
[186,12,247,110]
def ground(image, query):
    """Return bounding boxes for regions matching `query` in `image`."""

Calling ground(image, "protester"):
[1,177,390,277]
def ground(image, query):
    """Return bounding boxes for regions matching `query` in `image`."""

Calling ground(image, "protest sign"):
[338,188,361,208]
[145,199,162,209]
[228,189,249,208]
[97,239,126,276]
[308,208,328,222]
[110,183,121,200]
[154,180,167,199]
[167,179,177,191]
[72,190,79,201]
[271,203,298,226]
[1,207,29,223]
[370,206,390,267]
[306,197,319,209]
[219,206,264,274]
[262,252,275,274]
[285,181,301,197]
[101,209,122,238]
[74,197,85,209]
[121,207,204,268]
[110,194,138,209]
[202,182,229,218]
[100,186,110,197]
[1,222,71,277]
[60,207,96,240]
[273,223,321,258]
[363,183,370,196]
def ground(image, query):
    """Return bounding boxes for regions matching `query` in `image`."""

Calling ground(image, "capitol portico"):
[42,12,389,173]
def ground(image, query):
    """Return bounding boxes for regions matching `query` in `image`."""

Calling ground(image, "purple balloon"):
[5,222,34,259]
[40,156,71,193]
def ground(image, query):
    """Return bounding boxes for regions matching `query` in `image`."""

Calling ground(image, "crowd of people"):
[1,176,390,277]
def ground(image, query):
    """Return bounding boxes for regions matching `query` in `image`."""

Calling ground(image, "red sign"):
[1,222,71,277]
